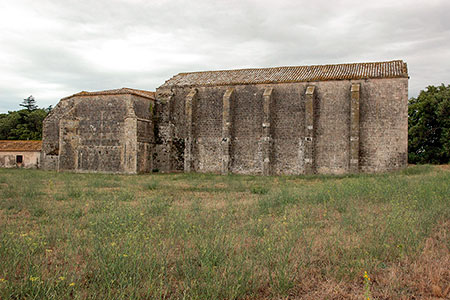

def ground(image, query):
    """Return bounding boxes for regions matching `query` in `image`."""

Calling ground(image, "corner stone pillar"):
[221,88,234,175]
[184,88,197,172]
[349,83,360,172]
[262,87,273,175]
[304,86,315,174]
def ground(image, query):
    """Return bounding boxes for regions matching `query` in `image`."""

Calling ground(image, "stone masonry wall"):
[42,94,154,174]
[133,95,155,173]
[359,78,408,172]
[155,77,408,175]
[58,95,127,172]
[40,98,76,170]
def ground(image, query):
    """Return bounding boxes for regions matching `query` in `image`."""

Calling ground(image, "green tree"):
[0,97,50,140]
[408,84,450,164]
[20,95,38,111]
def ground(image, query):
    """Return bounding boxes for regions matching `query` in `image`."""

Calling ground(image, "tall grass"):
[0,166,449,299]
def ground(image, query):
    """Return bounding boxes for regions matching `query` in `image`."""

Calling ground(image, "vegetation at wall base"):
[408,84,450,164]
[0,165,449,299]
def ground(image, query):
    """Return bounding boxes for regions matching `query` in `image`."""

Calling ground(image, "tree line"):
[1,86,449,164]
[0,96,51,140]
[408,84,449,164]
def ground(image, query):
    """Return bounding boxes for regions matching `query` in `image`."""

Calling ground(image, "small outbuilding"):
[0,140,42,168]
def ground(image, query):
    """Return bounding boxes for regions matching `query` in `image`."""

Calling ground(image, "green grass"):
[0,165,449,299]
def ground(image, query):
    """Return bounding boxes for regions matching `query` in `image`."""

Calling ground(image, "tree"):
[408,84,450,164]
[20,95,38,111]
[0,96,49,140]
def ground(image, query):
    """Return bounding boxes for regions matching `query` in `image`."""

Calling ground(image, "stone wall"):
[41,94,154,174]
[155,77,408,175]
[40,98,76,170]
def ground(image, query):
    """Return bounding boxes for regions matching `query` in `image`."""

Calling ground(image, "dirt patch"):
[436,164,450,171]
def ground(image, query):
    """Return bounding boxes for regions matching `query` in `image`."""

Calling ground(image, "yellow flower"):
[0,278,6,282]
[58,276,65,281]
[30,276,39,282]
[69,282,75,287]
[123,254,128,257]
[46,249,53,253]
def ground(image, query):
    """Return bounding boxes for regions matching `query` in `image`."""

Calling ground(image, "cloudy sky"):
[0,0,449,112]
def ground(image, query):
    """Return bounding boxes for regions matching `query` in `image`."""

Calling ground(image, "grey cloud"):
[1,0,449,112]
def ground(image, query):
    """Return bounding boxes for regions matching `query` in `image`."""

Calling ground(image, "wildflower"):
[69,282,75,287]
[0,278,6,283]
[123,254,128,257]
[364,271,371,299]
[46,249,53,253]
[30,276,39,282]
[59,276,65,281]
[111,242,116,247]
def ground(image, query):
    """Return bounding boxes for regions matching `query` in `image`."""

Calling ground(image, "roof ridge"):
[61,88,155,101]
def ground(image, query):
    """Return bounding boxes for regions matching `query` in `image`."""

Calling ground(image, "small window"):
[16,155,23,163]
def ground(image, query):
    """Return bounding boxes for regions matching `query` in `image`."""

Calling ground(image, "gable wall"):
[41,94,154,174]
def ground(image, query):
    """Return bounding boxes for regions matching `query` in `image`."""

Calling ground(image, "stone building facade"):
[42,60,409,175]
[0,140,42,168]
[41,88,155,174]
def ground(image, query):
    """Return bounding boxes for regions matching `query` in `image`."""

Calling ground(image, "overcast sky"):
[0,0,449,112]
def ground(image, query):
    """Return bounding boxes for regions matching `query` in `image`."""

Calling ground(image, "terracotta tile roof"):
[161,60,408,87]
[0,140,42,152]
[62,88,155,100]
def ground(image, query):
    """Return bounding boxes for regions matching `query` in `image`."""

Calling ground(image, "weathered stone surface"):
[350,83,360,173]
[154,78,408,175]
[41,90,155,174]
[42,61,409,175]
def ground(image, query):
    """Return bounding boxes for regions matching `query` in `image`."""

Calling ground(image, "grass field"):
[0,165,449,299]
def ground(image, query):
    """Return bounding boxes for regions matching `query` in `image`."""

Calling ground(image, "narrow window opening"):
[16,155,23,163]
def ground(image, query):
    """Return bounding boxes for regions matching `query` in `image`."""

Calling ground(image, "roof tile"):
[0,140,42,152]
[161,60,408,87]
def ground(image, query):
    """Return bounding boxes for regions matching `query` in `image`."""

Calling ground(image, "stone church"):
[41,60,409,175]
